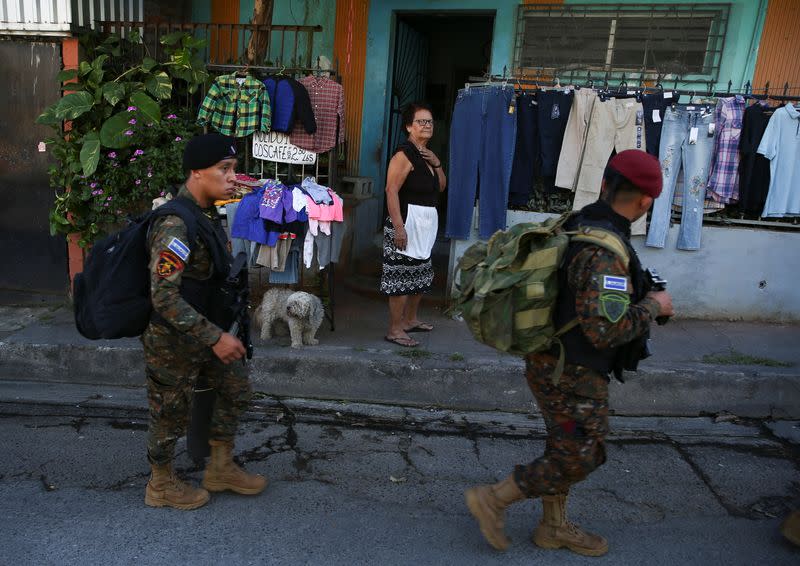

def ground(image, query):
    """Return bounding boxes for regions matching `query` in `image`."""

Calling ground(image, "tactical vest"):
[553,205,647,376]
[151,197,239,330]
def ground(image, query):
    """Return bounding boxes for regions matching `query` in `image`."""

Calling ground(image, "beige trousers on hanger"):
[555,89,598,191]
[572,98,648,235]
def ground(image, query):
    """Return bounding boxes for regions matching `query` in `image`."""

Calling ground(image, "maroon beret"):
[607,150,663,198]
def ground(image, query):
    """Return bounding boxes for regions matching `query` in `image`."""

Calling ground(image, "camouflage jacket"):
[147,186,224,347]
[567,245,660,351]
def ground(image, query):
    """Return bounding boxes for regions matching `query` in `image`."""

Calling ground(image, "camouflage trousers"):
[513,353,609,497]
[142,322,251,466]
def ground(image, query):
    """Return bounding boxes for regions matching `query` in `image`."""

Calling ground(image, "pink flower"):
[159,191,165,197]
[103,203,109,207]
[128,118,137,125]
[135,179,142,185]
[124,130,134,136]
[134,149,144,156]
[130,157,137,162]
[107,196,113,201]
[127,106,137,112]
[108,151,117,159]
[166,114,177,119]
[97,189,104,195]
[174,136,182,141]
[89,182,97,189]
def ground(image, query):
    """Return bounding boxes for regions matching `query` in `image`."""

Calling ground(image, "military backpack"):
[451,213,630,373]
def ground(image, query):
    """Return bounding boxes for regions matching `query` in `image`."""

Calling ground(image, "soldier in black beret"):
[143,133,266,510]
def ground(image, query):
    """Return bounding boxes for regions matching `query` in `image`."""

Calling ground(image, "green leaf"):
[99,111,135,148]
[54,92,94,120]
[142,57,158,72]
[91,54,109,71]
[130,91,160,123]
[79,132,101,176]
[128,29,141,43]
[161,31,184,46]
[102,82,126,106]
[78,61,92,76]
[56,69,78,82]
[36,104,62,126]
[145,71,172,100]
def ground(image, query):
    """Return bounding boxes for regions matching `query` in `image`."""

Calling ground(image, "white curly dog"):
[257,288,324,348]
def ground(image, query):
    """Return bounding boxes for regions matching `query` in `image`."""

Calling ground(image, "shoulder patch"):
[600,292,630,323]
[156,251,184,278]
[602,275,629,292]
[167,237,190,261]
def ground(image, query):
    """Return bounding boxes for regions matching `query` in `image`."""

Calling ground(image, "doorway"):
[384,12,494,294]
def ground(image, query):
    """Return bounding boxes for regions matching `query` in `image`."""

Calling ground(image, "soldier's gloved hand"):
[212,332,246,364]
[647,290,674,318]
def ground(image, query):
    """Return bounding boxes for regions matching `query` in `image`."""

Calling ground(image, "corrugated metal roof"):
[0,0,142,36]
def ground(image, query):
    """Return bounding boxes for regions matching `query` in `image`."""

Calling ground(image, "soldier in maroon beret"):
[466,150,674,557]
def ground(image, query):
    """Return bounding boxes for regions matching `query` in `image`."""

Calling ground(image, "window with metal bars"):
[514,3,730,85]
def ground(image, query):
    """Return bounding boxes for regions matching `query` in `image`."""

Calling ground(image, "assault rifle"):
[614,267,669,381]
[187,253,253,463]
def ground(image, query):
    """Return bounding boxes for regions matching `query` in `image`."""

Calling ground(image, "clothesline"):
[466,75,800,102]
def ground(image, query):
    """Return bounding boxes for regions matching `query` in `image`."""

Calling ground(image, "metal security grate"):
[515,3,730,86]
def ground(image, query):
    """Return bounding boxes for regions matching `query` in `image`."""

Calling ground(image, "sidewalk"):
[1,288,799,417]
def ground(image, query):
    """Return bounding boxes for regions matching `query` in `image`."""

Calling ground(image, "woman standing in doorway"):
[381,102,447,347]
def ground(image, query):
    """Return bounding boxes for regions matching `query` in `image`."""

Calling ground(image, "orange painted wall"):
[62,37,84,287]
[333,0,369,175]
[211,0,240,63]
[753,0,800,89]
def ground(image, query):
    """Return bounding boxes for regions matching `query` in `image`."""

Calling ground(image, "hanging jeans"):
[641,93,669,157]
[537,90,574,192]
[508,92,540,206]
[646,106,716,250]
[446,85,517,240]
[572,98,647,235]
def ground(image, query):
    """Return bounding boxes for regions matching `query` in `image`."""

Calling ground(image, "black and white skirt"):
[379,216,434,296]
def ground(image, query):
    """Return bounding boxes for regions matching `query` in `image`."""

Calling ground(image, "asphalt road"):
[1,395,799,565]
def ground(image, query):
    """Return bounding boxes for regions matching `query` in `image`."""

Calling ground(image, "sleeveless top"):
[393,140,439,222]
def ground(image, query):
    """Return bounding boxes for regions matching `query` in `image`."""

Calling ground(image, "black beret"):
[183,133,238,171]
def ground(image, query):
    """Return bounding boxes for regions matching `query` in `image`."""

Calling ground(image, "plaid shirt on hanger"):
[707,96,746,204]
[290,75,345,153]
[197,74,272,138]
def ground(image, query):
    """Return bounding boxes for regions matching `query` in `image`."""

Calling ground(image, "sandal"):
[405,322,434,333]
[384,335,419,348]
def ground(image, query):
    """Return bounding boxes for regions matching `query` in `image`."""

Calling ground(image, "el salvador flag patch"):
[167,237,190,262]
[602,275,628,292]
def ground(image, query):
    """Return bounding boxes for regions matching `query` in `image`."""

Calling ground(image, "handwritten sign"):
[252,131,316,164]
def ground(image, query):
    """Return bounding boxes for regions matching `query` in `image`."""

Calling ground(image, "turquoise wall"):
[358,0,769,186]
[191,0,335,67]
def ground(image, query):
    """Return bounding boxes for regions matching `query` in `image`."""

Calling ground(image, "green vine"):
[37,31,209,247]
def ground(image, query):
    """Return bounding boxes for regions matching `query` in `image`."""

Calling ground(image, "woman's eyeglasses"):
[414,119,434,126]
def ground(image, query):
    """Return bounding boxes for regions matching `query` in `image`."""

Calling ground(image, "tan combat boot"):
[202,439,267,495]
[144,464,210,510]
[533,493,608,557]
[465,476,525,551]
[781,510,800,547]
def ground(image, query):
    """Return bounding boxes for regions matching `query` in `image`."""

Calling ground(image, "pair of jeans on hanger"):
[646,106,716,251]
[446,85,517,240]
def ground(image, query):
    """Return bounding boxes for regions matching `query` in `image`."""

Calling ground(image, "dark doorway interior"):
[384,12,494,296]
[0,41,68,299]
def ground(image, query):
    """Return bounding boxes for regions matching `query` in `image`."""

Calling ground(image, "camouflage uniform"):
[143,186,251,466]
[514,245,660,497]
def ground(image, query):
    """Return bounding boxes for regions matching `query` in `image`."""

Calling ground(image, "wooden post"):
[246,0,274,65]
